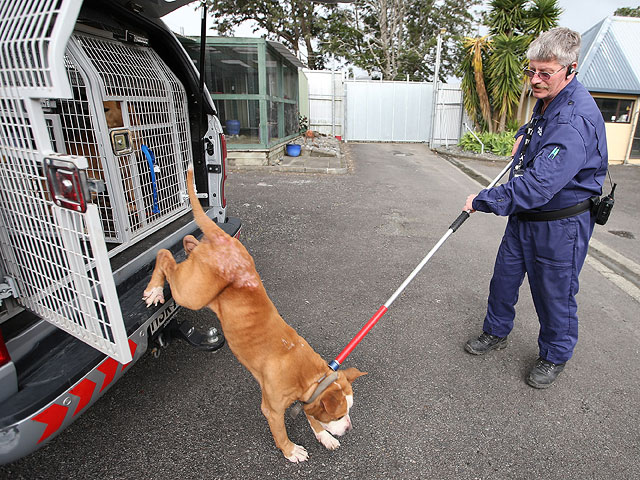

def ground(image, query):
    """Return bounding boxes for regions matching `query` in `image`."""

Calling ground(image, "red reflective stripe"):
[121,339,137,370]
[70,379,97,417]
[97,357,119,392]
[33,404,69,444]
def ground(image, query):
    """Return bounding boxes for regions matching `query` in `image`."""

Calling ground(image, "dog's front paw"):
[284,444,308,463]
[142,286,165,307]
[315,430,340,450]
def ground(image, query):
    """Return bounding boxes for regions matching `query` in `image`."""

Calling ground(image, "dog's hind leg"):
[142,249,174,307]
[143,247,231,310]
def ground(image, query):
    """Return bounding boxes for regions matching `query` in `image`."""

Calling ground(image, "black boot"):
[465,332,508,355]
[526,357,566,389]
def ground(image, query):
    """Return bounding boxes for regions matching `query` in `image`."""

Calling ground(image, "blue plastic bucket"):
[226,119,240,135]
[285,144,301,157]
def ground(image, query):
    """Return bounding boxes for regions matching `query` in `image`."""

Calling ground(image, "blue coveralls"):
[472,77,608,364]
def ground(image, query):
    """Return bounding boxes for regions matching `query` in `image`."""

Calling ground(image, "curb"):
[432,147,511,164]
[230,164,348,175]
[435,150,500,188]
[228,148,348,175]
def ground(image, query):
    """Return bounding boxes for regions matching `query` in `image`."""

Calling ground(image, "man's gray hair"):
[527,27,581,66]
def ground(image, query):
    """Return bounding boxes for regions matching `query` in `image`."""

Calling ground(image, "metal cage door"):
[0,0,132,363]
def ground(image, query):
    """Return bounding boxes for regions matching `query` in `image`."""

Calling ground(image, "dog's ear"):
[183,235,199,254]
[342,367,367,383]
[321,391,344,416]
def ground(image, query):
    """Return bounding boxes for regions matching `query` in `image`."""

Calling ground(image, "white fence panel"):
[304,72,464,145]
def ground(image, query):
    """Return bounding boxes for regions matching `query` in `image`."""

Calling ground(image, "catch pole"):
[328,159,514,371]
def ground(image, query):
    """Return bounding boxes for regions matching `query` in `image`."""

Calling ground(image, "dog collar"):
[289,371,339,419]
[302,372,339,405]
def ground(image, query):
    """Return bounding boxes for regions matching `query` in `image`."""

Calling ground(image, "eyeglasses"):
[523,66,566,81]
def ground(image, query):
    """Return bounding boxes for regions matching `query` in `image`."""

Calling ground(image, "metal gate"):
[0,0,131,362]
[431,86,465,147]
[305,70,345,138]
[344,80,433,142]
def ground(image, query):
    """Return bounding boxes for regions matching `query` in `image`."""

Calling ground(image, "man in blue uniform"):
[463,28,608,388]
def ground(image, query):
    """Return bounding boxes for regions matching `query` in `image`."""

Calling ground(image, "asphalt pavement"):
[2,143,638,479]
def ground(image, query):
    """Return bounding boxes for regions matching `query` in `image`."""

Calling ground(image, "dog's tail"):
[187,167,228,240]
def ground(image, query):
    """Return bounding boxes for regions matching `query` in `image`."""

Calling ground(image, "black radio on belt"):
[591,183,616,226]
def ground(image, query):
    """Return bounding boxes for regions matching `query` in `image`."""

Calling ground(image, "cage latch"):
[181,192,208,201]
[0,277,18,306]
[87,179,106,194]
[205,138,214,156]
[110,129,133,155]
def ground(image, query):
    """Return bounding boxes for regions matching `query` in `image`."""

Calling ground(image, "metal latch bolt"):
[0,277,18,306]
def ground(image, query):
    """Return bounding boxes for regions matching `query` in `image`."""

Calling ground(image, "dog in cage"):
[52,94,141,237]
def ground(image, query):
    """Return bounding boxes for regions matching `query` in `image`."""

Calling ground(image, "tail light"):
[0,329,10,368]
[219,133,227,208]
[45,157,89,213]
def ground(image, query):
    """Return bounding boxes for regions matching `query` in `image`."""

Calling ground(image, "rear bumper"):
[0,298,178,465]
[0,214,241,465]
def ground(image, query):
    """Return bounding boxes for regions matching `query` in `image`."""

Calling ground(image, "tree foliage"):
[460,36,493,132]
[614,6,640,17]
[459,0,562,133]
[204,0,330,69]
[320,0,481,81]
[204,0,481,81]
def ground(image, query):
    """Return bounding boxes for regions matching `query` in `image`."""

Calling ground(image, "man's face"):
[528,59,572,106]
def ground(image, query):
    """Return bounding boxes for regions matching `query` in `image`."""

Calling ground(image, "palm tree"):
[486,0,527,35]
[459,0,562,133]
[488,34,528,131]
[516,0,563,121]
[526,0,563,34]
[460,36,493,133]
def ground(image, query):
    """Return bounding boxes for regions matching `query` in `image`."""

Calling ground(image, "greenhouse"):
[181,36,306,154]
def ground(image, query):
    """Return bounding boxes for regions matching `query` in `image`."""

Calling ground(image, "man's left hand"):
[464,194,477,213]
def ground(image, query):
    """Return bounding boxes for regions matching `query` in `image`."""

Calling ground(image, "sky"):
[557,0,633,33]
[162,1,635,37]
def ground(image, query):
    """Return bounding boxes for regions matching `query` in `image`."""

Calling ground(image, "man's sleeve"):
[472,122,588,216]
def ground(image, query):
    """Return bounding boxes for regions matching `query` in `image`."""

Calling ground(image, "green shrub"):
[458,130,517,157]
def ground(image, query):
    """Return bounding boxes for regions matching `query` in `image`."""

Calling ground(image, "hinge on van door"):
[0,277,18,306]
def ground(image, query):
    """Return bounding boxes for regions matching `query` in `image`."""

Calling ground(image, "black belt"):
[516,198,593,222]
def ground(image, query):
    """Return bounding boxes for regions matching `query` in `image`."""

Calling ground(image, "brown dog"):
[142,168,366,462]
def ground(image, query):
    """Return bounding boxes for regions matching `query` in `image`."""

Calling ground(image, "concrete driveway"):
[2,143,638,479]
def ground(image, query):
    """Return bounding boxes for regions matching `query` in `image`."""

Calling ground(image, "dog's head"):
[103,101,124,129]
[303,367,366,436]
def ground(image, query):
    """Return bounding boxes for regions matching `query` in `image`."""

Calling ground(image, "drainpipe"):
[331,69,336,138]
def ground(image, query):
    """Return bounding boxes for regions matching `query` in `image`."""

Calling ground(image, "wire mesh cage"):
[49,32,193,244]
[0,0,132,362]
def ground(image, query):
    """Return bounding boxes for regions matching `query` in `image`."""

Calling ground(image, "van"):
[0,0,239,464]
